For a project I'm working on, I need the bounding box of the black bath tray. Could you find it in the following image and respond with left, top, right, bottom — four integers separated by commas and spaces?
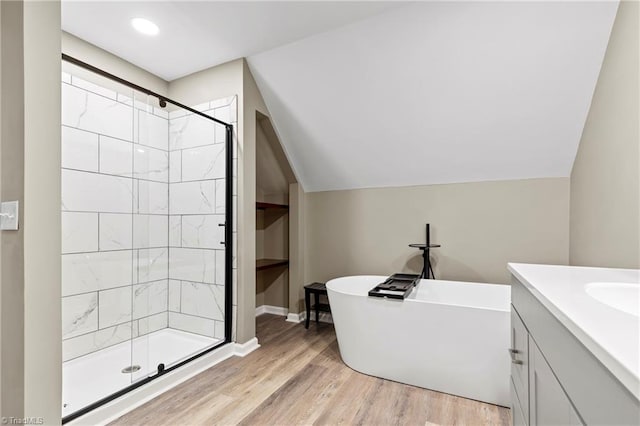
368, 273, 420, 300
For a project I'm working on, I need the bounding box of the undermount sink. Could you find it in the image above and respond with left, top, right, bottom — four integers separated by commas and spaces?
585, 282, 640, 317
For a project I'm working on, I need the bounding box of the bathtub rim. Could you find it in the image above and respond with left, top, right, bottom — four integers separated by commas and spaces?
326, 275, 511, 313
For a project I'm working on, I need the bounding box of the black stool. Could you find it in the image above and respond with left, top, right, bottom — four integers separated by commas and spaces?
304, 282, 330, 329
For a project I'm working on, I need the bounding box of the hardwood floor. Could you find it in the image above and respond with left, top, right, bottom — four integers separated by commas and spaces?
111, 315, 511, 425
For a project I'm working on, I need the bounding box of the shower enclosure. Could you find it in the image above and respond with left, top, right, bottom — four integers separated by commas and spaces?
60, 57, 235, 421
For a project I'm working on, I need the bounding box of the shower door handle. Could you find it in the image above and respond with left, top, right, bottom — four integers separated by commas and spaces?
219, 222, 226, 246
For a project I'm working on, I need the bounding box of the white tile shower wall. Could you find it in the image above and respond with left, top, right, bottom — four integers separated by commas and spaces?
136, 312, 168, 336
138, 109, 169, 151
61, 126, 98, 172
98, 286, 133, 328
134, 145, 169, 182
61, 212, 98, 254
137, 248, 169, 283
133, 280, 169, 319
62, 83, 133, 142
63, 322, 133, 362
167, 96, 237, 340
133, 215, 169, 249
99, 213, 133, 251
62, 292, 98, 339
61, 78, 238, 360
180, 281, 225, 321
62, 250, 134, 296
62, 169, 134, 213
61, 74, 172, 361
169, 181, 216, 215
138, 180, 169, 215
168, 248, 216, 284
181, 215, 226, 250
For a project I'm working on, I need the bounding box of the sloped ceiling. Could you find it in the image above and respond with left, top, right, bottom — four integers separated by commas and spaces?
247, 2, 618, 192
63, 1, 619, 193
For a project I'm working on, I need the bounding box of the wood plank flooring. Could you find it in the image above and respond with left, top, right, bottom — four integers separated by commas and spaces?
111, 315, 511, 425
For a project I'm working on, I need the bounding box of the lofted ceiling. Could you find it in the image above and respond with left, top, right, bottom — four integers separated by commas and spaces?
248, 1, 618, 191
62, 1, 619, 192
61, 1, 402, 81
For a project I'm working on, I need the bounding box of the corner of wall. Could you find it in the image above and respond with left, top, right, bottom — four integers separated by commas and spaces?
569, 0, 640, 268
62, 31, 169, 96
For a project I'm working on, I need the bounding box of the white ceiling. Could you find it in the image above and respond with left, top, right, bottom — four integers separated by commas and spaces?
62, 1, 619, 192
248, 1, 618, 191
61, 1, 402, 81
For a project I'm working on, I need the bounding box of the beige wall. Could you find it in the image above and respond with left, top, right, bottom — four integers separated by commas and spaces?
1, 1, 25, 419
238, 59, 272, 341
1, 5, 3, 417
62, 32, 168, 95
167, 58, 242, 104
288, 183, 306, 314
303, 178, 570, 307
570, 1, 640, 269
23, 2, 62, 422
256, 122, 289, 200
0, 1, 61, 423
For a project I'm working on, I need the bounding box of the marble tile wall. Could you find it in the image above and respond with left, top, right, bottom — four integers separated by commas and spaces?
167, 97, 237, 340
62, 69, 238, 361
61, 72, 171, 362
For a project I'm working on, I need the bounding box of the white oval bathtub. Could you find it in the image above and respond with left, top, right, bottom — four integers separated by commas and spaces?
326, 275, 510, 406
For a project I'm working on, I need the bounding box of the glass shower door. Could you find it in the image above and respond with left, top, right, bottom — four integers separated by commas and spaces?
130, 92, 230, 382
61, 62, 137, 416
61, 57, 233, 420
128, 89, 170, 383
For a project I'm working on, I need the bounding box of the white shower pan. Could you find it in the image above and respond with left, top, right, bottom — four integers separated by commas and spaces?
62, 328, 220, 417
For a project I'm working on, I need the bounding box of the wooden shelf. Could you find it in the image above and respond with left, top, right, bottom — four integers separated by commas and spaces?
256, 202, 289, 211
256, 258, 289, 271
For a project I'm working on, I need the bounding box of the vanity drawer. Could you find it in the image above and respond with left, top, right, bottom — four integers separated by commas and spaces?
510, 305, 529, 424
529, 337, 582, 425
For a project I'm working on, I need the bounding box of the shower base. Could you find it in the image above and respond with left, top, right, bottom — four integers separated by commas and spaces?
62, 328, 220, 418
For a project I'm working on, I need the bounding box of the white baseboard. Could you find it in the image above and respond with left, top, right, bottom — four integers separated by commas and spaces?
286, 311, 333, 324
286, 312, 304, 323
255, 305, 288, 317
68, 338, 261, 426
234, 337, 260, 357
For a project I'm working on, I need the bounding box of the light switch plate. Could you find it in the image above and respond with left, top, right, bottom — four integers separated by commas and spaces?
1, 201, 19, 231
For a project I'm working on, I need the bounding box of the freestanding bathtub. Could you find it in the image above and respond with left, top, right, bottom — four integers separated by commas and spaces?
326, 275, 511, 406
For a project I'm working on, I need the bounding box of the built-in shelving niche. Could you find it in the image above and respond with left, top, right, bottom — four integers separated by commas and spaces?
256, 202, 288, 211
255, 111, 296, 314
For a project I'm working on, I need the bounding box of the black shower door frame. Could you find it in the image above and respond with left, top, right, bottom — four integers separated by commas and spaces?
61, 54, 234, 424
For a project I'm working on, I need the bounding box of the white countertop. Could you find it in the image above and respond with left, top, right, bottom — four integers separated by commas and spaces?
507, 263, 640, 399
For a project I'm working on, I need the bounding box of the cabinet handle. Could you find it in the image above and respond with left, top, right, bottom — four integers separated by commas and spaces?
508, 348, 523, 364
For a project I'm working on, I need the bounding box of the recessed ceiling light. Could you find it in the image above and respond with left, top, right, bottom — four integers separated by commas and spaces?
131, 18, 159, 36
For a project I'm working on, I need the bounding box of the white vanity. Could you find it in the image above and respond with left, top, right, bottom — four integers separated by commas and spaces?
507, 263, 640, 425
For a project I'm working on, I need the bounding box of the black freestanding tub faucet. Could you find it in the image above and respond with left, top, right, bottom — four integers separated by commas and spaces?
409, 223, 441, 279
